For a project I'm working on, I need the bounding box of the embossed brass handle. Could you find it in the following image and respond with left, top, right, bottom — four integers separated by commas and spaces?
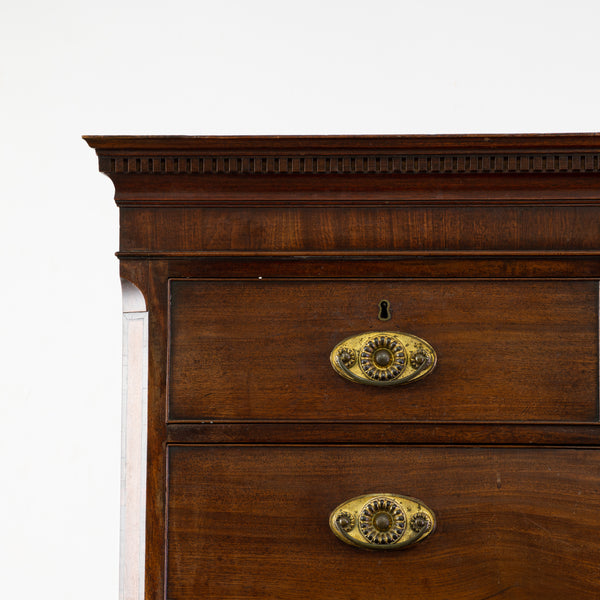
330, 331, 436, 386
329, 493, 436, 550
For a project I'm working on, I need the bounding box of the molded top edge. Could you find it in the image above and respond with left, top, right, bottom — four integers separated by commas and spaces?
83, 133, 600, 153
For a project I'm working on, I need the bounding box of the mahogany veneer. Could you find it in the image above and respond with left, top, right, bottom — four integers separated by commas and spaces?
86, 134, 600, 600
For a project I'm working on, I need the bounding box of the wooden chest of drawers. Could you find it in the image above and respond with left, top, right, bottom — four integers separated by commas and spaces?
86, 135, 600, 600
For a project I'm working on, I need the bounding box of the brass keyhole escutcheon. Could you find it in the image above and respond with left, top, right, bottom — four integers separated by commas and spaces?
378, 299, 391, 321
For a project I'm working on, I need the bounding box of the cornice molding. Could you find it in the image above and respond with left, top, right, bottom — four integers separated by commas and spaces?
84, 134, 600, 176
95, 152, 600, 175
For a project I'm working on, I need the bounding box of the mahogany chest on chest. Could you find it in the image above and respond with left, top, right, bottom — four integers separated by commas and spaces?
86, 135, 600, 600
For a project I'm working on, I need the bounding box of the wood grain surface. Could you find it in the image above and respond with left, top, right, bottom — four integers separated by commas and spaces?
167, 445, 600, 600
120, 206, 600, 254
168, 279, 598, 422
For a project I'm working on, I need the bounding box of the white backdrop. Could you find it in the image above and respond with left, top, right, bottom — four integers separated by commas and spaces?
1, 1, 599, 598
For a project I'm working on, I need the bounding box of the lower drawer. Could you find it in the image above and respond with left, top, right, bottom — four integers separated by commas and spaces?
166, 445, 600, 600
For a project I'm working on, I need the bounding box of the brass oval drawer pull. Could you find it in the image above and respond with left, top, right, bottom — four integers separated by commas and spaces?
330, 331, 437, 386
329, 493, 436, 550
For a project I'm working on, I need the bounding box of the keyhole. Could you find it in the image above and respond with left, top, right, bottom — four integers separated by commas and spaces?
378, 299, 391, 321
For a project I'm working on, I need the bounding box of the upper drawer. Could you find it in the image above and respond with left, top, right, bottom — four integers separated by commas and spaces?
167, 278, 599, 423
120, 205, 600, 254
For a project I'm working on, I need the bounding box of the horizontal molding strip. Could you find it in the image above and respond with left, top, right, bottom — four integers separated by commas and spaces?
98, 152, 600, 175
165, 422, 600, 446
116, 250, 600, 258
113, 198, 600, 208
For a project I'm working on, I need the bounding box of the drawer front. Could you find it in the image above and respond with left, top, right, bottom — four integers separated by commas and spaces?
167, 279, 599, 422
166, 445, 600, 600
